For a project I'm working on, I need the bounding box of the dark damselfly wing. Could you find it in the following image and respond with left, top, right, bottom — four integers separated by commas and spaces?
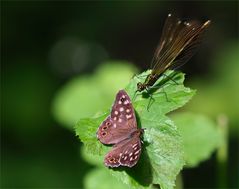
151, 13, 211, 76
136, 13, 211, 94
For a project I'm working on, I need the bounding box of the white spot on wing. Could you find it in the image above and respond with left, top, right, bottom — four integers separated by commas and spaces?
113, 123, 117, 128
134, 150, 140, 155
118, 118, 122, 123
118, 100, 122, 104
124, 100, 129, 105
119, 107, 124, 112
126, 114, 132, 119
114, 111, 118, 115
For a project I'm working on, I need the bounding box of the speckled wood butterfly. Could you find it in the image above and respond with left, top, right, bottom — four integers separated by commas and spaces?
97, 90, 143, 167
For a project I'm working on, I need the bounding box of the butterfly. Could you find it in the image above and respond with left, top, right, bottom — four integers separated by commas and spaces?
97, 90, 144, 168
137, 13, 211, 92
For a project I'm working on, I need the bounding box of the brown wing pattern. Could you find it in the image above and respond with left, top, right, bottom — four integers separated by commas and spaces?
104, 129, 142, 167
97, 90, 137, 145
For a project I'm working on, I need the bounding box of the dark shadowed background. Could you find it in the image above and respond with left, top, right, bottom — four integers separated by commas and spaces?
1, 1, 238, 188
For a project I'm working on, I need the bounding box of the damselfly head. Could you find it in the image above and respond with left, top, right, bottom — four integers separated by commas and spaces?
137, 82, 146, 92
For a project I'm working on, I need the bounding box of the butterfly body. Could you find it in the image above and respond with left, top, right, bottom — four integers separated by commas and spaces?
136, 14, 211, 93
97, 90, 143, 168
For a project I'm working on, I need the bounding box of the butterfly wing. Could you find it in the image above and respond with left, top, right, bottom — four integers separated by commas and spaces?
97, 90, 137, 144
104, 129, 142, 167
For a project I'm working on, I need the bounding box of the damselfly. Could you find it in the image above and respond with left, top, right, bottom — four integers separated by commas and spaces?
137, 13, 211, 92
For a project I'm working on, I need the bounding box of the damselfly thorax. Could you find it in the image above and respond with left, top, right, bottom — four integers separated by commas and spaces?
137, 73, 158, 92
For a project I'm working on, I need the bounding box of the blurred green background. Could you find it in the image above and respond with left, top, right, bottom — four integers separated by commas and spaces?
1, 1, 238, 188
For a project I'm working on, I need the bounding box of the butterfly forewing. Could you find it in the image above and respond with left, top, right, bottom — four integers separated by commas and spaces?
97, 90, 137, 145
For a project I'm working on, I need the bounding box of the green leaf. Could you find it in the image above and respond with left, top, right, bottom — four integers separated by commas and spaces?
171, 112, 223, 168
76, 70, 195, 189
81, 145, 103, 167
84, 168, 131, 189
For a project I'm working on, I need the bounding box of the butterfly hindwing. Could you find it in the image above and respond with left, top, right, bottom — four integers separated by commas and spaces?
104, 129, 142, 167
